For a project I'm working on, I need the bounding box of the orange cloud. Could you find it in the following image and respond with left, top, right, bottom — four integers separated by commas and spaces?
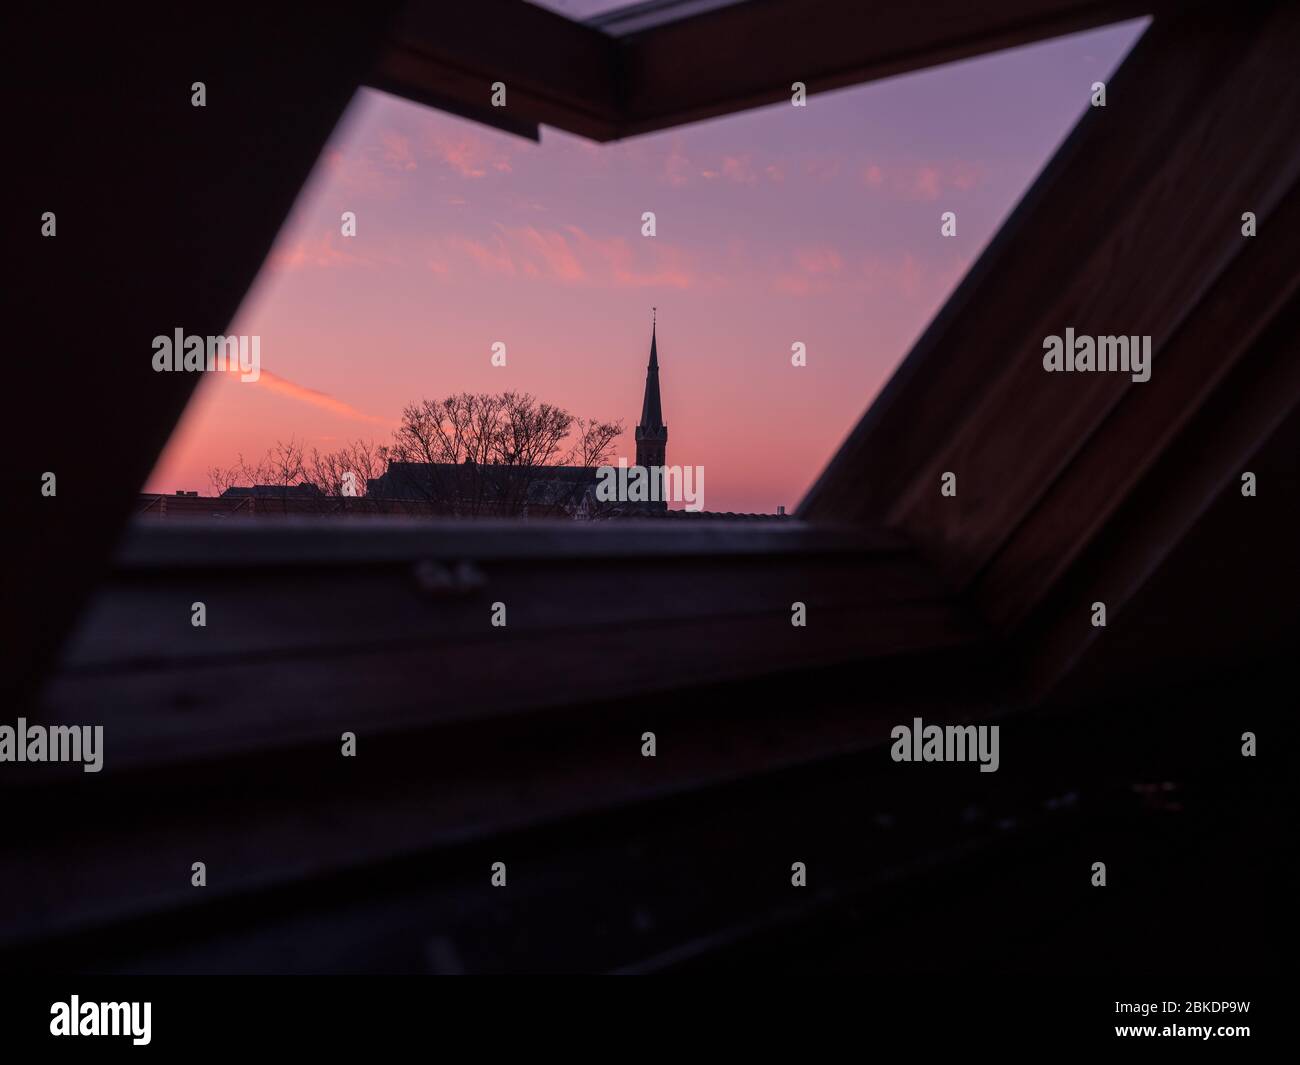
949, 161, 984, 190
447, 234, 517, 275
379, 131, 417, 172
771, 247, 940, 298
252, 369, 389, 425
319, 148, 402, 200
803, 157, 841, 181
702, 154, 758, 184
721, 155, 757, 184
861, 160, 987, 200
423, 131, 514, 178
898, 253, 922, 297
773, 275, 812, 296
437, 224, 694, 289
911, 166, 942, 201
267, 233, 373, 272
794, 245, 844, 275
663, 137, 692, 186
513, 225, 585, 282
563, 226, 693, 288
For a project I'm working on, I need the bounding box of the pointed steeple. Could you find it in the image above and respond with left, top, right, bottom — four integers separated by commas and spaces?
639, 311, 664, 430
635, 311, 668, 502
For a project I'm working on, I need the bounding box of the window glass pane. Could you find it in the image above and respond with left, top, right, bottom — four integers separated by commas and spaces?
145, 20, 1146, 518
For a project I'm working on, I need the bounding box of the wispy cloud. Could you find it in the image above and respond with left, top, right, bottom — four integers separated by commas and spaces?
320, 126, 516, 196
702, 154, 760, 184
862, 160, 986, 200
794, 245, 844, 275
267, 232, 375, 273
663, 136, 692, 187
433, 224, 695, 289
771, 245, 955, 298
319, 148, 403, 200
421, 130, 515, 178
379, 131, 418, 171
446, 234, 517, 276
252, 369, 389, 425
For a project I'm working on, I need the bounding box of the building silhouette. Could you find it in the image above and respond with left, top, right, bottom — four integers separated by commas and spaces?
365, 318, 669, 516
148, 320, 785, 519
634, 313, 668, 512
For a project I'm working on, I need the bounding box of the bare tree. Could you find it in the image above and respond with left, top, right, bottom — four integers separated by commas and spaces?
308, 439, 387, 499
209, 393, 622, 518
269, 439, 307, 486
564, 418, 624, 468
498, 394, 572, 466
384, 392, 621, 516
206, 437, 310, 507
207, 459, 244, 496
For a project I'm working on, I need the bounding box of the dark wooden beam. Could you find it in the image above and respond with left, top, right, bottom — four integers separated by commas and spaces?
27, 520, 983, 776
976, 175, 1300, 634
2, 660, 1266, 969
617, 0, 1161, 137
371, 0, 623, 141
800, 3, 1300, 649
1015, 292, 1300, 701
1057, 406, 1300, 700
9, 3, 405, 707
371, 0, 1165, 143
1, 649, 1004, 952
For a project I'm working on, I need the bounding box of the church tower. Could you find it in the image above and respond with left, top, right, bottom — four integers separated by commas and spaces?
635, 312, 668, 508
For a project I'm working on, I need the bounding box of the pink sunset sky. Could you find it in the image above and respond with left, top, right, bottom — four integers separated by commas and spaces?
147, 18, 1146, 513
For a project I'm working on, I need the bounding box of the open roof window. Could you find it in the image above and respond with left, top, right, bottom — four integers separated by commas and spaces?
143, 18, 1146, 519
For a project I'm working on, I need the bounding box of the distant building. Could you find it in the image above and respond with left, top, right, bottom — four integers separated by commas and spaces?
221, 483, 324, 499
368, 460, 602, 518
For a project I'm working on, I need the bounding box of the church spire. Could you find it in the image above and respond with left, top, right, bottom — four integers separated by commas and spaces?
639, 310, 664, 430
635, 311, 668, 507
